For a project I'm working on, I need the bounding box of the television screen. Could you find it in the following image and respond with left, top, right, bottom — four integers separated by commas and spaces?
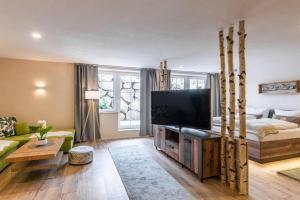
151, 89, 211, 130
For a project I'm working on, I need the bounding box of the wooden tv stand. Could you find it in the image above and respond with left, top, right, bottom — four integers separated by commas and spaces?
154, 125, 220, 182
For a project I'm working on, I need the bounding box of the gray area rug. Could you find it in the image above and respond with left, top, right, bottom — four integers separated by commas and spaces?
109, 145, 194, 200
278, 167, 300, 182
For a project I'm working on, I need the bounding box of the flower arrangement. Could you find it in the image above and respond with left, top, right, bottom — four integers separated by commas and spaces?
35, 120, 52, 145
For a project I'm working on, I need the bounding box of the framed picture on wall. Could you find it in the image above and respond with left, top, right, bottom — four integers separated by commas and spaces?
259, 80, 300, 94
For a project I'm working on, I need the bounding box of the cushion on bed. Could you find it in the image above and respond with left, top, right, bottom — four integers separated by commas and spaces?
274, 109, 300, 126
274, 109, 300, 117
248, 114, 263, 119
247, 107, 270, 118
274, 115, 300, 126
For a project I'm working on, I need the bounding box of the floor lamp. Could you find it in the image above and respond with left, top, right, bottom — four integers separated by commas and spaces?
81, 90, 100, 144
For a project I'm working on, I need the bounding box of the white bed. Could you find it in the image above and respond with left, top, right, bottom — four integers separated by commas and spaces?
212, 125, 300, 142
212, 114, 300, 163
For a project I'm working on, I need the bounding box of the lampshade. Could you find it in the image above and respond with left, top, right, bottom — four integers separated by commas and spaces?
85, 90, 99, 100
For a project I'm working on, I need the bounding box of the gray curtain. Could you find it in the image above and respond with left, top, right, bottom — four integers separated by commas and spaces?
167, 70, 171, 90
75, 63, 101, 142
140, 68, 159, 136
206, 73, 221, 117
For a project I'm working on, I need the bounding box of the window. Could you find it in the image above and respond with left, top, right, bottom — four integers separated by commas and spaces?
171, 76, 185, 90
171, 73, 206, 90
99, 73, 114, 111
98, 68, 140, 130
119, 74, 140, 129
189, 78, 205, 89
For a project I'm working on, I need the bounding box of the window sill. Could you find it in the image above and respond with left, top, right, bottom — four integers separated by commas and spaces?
118, 128, 140, 132
99, 111, 118, 114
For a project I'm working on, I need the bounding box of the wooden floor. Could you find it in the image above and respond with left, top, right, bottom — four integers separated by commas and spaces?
1, 138, 300, 200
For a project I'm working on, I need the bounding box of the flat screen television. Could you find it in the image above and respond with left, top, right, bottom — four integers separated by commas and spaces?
151, 89, 211, 130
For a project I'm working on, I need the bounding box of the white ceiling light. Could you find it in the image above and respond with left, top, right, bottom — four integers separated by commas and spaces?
179, 66, 184, 69
31, 32, 42, 39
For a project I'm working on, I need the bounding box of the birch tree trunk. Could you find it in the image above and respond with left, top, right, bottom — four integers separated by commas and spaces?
219, 30, 227, 184
160, 60, 168, 91
226, 26, 236, 190
238, 20, 248, 195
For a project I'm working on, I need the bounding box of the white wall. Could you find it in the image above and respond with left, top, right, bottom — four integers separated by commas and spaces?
100, 112, 140, 140
225, 52, 300, 111
244, 51, 300, 110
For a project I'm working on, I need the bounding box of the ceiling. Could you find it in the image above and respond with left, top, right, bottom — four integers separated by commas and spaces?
0, 0, 299, 72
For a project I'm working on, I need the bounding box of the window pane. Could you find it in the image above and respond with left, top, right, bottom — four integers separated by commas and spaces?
119, 74, 140, 129
99, 73, 114, 110
189, 78, 205, 89
171, 77, 185, 90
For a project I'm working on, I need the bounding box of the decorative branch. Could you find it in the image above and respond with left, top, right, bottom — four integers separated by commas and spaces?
219, 29, 227, 184
160, 60, 168, 91
226, 26, 236, 190
238, 20, 248, 195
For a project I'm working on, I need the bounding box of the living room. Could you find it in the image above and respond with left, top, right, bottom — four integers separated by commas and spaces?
1, 1, 300, 200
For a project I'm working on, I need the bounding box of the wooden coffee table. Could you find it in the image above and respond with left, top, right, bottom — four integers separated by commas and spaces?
5, 138, 65, 172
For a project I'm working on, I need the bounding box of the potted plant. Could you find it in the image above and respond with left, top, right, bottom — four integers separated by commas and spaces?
35, 120, 52, 146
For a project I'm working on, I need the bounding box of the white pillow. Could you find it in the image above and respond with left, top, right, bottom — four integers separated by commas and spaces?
246, 107, 270, 118
233, 114, 256, 120
274, 109, 300, 117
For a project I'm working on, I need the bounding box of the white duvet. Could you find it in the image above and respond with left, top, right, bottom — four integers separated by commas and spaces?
213, 115, 256, 126
213, 117, 299, 139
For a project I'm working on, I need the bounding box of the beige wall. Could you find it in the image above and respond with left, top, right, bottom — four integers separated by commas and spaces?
0, 58, 140, 139
100, 112, 139, 140
0, 58, 74, 129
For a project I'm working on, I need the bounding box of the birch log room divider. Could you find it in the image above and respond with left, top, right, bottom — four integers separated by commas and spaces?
159, 60, 168, 91
226, 25, 236, 191
219, 20, 248, 195
218, 29, 227, 185
158, 20, 248, 195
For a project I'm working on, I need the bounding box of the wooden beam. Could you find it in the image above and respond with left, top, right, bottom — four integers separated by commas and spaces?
238, 20, 248, 195
226, 26, 236, 190
219, 30, 227, 184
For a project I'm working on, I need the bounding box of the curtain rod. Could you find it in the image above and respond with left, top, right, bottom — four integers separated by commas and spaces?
75, 63, 141, 71
99, 65, 141, 71
76, 63, 213, 75
171, 70, 208, 76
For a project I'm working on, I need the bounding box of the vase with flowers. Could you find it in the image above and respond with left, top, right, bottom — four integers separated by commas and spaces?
35, 120, 52, 146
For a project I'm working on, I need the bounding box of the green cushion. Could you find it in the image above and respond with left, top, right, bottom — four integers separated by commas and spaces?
50, 134, 74, 141
0, 140, 19, 158
50, 129, 75, 141
2, 134, 31, 147
51, 130, 75, 152
53, 129, 75, 134
61, 140, 74, 153
15, 122, 30, 136
0, 160, 7, 172
0, 129, 75, 153
0, 142, 18, 172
